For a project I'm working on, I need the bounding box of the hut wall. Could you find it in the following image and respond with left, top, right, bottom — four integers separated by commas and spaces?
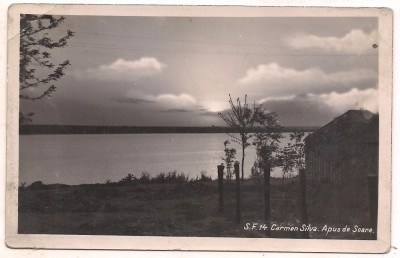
306, 140, 378, 186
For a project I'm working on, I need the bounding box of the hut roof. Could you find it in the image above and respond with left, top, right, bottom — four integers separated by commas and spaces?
305, 110, 378, 145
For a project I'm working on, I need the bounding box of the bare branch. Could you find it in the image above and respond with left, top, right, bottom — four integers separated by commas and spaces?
19, 14, 74, 102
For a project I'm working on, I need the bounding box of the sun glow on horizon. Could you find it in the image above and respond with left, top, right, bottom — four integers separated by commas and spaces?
202, 101, 228, 113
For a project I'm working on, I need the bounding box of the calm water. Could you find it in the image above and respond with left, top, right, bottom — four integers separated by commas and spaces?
20, 133, 292, 185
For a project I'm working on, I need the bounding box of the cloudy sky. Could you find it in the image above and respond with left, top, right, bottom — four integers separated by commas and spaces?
20, 16, 379, 127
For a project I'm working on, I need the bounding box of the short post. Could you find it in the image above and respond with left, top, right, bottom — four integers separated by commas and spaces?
367, 174, 378, 239
264, 163, 271, 237
217, 163, 225, 213
234, 161, 241, 224
299, 168, 309, 239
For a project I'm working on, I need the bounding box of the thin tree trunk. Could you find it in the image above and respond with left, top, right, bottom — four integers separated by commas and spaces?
241, 142, 245, 181
264, 163, 271, 237
234, 162, 241, 223
217, 164, 224, 213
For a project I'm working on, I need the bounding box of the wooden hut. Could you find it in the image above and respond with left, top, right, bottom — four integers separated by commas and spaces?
305, 110, 379, 185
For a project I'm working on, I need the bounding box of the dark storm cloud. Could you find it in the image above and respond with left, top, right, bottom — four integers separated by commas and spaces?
213, 86, 378, 127
263, 97, 337, 126
161, 108, 193, 113
112, 97, 155, 104
199, 111, 219, 117
208, 99, 336, 127
195, 106, 209, 112
260, 87, 378, 126
215, 94, 338, 126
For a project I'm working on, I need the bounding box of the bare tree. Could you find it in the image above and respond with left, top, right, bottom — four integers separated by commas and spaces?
219, 95, 261, 180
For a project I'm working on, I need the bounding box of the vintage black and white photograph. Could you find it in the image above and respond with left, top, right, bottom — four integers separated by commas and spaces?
6, 5, 392, 252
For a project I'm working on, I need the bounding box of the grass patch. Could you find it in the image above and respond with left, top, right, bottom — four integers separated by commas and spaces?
19, 174, 374, 239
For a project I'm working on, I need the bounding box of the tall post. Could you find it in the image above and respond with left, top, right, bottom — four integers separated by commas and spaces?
234, 161, 241, 224
264, 163, 271, 237
299, 168, 309, 239
367, 174, 378, 239
217, 163, 225, 213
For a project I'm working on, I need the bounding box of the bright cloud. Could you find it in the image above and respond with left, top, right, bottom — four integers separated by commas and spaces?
284, 29, 378, 54
238, 63, 377, 96
153, 93, 196, 108
200, 100, 228, 113
258, 95, 296, 103
261, 87, 378, 114
121, 90, 199, 111
122, 90, 228, 113
239, 63, 375, 86
316, 87, 378, 113
100, 57, 166, 75
73, 57, 166, 81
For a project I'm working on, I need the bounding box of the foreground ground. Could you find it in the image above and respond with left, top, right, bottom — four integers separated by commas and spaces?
18, 178, 375, 239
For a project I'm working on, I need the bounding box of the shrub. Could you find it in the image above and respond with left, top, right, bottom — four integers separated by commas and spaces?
139, 171, 151, 184
176, 172, 189, 183
199, 170, 212, 182
19, 182, 27, 191
118, 171, 191, 185
164, 171, 188, 183
222, 140, 236, 180
28, 181, 45, 190
119, 173, 137, 185
152, 172, 166, 183
250, 161, 263, 184
166, 171, 178, 182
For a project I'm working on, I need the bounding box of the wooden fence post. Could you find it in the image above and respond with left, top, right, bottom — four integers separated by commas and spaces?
367, 174, 378, 239
217, 163, 225, 213
264, 163, 271, 236
234, 161, 241, 224
299, 168, 309, 239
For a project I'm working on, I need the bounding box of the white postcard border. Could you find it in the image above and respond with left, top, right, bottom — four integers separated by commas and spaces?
6, 4, 393, 253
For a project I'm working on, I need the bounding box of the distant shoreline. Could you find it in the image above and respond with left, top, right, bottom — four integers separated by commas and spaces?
20, 125, 319, 135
